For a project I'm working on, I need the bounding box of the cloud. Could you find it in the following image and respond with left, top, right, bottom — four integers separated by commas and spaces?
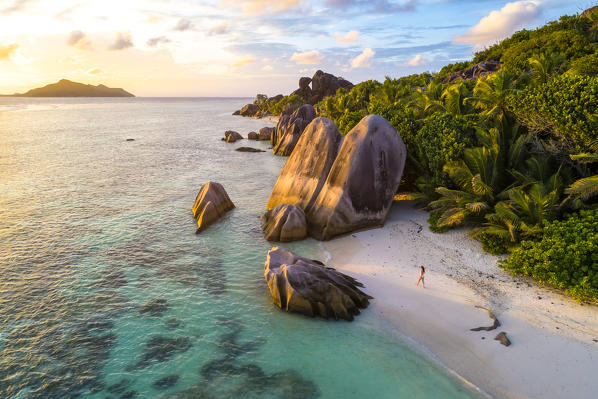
406, 53, 426, 66
335, 30, 359, 43
147, 36, 171, 47
174, 18, 193, 31
223, 0, 302, 14
351, 48, 375, 68
325, 0, 417, 14
66, 30, 92, 50
208, 21, 229, 36
290, 50, 324, 65
0, 43, 19, 60
109, 31, 133, 50
2, 0, 35, 14
86, 67, 104, 76
453, 1, 541, 48
232, 57, 255, 67
262, 65, 273, 71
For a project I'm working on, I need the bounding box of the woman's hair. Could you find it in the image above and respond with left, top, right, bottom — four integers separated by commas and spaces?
420, 266, 425, 273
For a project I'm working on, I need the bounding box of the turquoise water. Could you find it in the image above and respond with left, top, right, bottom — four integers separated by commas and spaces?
0, 98, 482, 398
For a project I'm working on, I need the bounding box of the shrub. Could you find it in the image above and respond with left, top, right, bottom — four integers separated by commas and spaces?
500, 209, 598, 301
269, 95, 302, 115
413, 113, 475, 188
507, 75, 598, 153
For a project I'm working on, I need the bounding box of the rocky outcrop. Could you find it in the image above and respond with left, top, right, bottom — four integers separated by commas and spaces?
442, 61, 502, 83
222, 131, 243, 143
236, 147, 265, 153
192, 182, 235, 233
271, 104, 316, 156
259, 127, 274, 141
264, 247, 371, 320
306, 115, 406, 240
267, 117, 342, 212
247, 131, 259, 140
290, 71, 353, 105
239, 103, 259, 117
261, 204, 307, 242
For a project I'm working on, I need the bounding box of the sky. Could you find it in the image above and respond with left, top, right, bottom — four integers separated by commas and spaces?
0, 0, 593, 96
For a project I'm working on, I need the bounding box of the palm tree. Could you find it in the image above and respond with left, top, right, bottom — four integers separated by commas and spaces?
408, 81, 445, 119
430, 144, 503, 227
441, 82, 470, 117
565, 145, 598, 201
528, 53, 565, 85
466, 70, 518, 123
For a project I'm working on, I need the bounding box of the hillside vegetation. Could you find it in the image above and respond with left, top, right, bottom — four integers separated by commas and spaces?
268, 7, 598, 300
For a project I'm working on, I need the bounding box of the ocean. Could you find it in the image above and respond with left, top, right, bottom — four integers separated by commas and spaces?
0, 97, 482, 398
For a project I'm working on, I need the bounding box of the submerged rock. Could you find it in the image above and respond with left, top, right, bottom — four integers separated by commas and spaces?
307, 115, 406, 240
272, 104, 316, 156
192, 182, 235, 233
153, 375, 179, 390
222, 130, 243, 143
235, 147, 265, 153
130, 336, 192, 370
264, 247, 372, 320
267, 117, 341, 212
261, 204, 307, 242
139, 298, 169, 317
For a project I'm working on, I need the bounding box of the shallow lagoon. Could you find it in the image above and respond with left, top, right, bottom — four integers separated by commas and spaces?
0, 98, 482, 398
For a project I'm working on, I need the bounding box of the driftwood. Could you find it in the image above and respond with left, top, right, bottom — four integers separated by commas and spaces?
470, 306, 501, 331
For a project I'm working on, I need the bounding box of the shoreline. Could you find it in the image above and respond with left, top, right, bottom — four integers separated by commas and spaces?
323, 201, 598, 399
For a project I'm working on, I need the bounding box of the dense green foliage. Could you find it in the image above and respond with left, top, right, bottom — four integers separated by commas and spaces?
304, 8, 598, 300
500, 209, 598, 301
507, 75, 598, 153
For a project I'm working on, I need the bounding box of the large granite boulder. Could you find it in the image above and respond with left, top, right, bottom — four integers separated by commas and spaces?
222, 130, 243, 143
239, 103, 259, 117
267, 117, 342, 212
192, 182, 235, 233
307, 115, 406, 240
442, 61, 502, 83
308, 70, 353, 104
272, 104, 316, 156
299, 77, 312, 89
259, 127, 274, 141
247, 131, 259, 140
261, 204, 307, 242
264, 247, 372, 320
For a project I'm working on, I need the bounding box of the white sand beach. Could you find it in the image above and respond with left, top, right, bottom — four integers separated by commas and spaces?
323, 201, 598, 399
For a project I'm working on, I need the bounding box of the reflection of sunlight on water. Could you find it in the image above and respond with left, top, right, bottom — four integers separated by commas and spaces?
0, 98, 483, 399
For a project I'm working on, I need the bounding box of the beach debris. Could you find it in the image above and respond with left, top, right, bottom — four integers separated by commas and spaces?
247, 131, 259, 140
126, 138, 135, 141
272, 104, 316, 155
261, 204, 307, 242
470, 306, 501, 331
264, 247, 372, 320
235, 147, 265, 152
192, 182, 235, 233
494, 332, 511, 347
222, 130, 243, 143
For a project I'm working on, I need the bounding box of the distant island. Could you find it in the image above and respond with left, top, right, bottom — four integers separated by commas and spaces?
1, 79, 134, 97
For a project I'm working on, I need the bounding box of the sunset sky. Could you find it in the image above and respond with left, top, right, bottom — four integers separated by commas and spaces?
0, 0, 588, 96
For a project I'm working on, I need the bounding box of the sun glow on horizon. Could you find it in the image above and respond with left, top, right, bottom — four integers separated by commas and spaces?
0, 0, 585, 96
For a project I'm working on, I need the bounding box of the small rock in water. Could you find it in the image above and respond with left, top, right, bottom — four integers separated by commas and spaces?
235, 147, 265, 152
166, 318, 182, 329
153, 375, 179, 390
139, 298, 169, 317
126, 138, 135, 141
120, 390, 137, 399
494, 332, 511, 347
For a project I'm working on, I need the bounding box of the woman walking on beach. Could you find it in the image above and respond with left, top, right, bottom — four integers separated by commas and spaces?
416, 266, 425, 288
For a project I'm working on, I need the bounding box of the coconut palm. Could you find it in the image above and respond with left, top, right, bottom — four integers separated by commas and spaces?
441, 82, 471, 117
528, 53, 565, 85
466, 70, 518, 123
565, 140, 598, 201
